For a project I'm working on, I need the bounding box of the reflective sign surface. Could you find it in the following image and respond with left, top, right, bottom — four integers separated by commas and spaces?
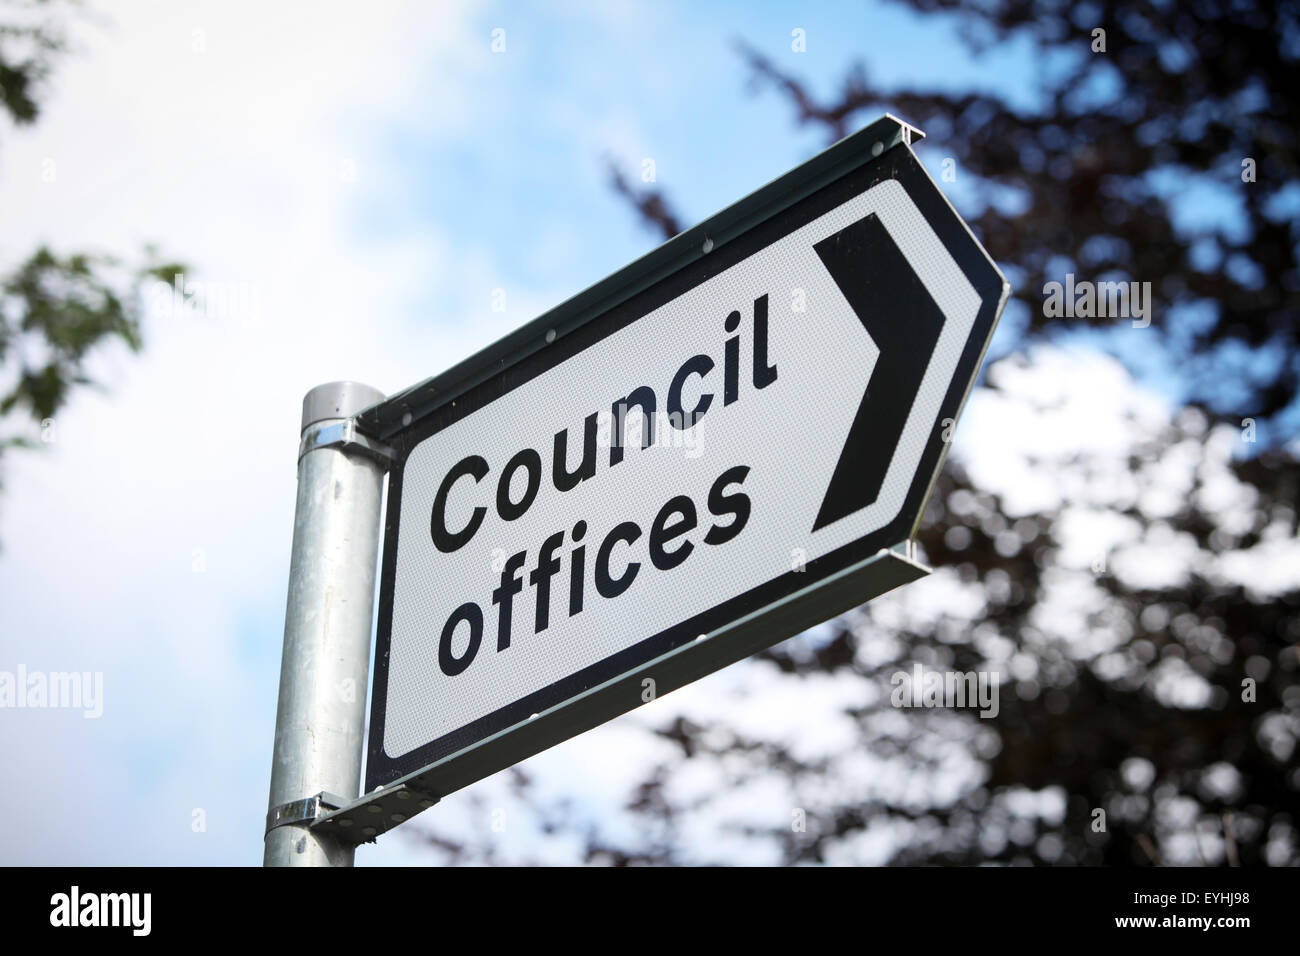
362, 119, 1008, 795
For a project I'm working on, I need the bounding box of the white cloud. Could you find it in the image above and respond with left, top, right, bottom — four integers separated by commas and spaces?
0, 0, 492, 865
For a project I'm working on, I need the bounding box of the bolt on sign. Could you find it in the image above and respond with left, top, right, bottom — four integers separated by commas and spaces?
313, 115, 1008, 841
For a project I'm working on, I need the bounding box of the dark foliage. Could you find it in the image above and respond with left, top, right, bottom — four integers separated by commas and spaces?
510, 0, 1300, 866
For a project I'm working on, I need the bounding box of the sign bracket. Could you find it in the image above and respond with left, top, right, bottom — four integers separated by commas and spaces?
265, 792, 348, 836
299, 416, 396, 466
311, 782, 440, 846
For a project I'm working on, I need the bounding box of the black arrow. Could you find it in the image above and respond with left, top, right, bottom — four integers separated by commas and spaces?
811, 212, 947, 531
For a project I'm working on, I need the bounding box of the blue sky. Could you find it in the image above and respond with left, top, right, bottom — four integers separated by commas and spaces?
357, 1, 1049, 337
0, 0, 1284, 866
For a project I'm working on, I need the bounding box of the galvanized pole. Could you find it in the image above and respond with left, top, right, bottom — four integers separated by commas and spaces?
264, 381, 388, 867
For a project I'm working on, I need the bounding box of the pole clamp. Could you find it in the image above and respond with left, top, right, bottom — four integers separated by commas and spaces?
299, 417, 396, 465
310, 782, 440, 845
265, 792, 349, 837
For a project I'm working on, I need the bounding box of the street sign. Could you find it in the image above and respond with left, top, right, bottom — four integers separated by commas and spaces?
322, 115, 1008, 838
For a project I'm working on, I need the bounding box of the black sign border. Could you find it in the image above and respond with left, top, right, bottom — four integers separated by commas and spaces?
364, 131, 1007, 792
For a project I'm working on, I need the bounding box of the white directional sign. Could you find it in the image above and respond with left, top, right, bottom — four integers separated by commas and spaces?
347, 116, 1008, 812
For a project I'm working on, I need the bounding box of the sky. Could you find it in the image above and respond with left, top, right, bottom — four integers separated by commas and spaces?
0, 1, 1291, 866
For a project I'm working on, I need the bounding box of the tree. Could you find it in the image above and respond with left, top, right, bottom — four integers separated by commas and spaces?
0, 0, 183, 495
410, 0, 1298, 865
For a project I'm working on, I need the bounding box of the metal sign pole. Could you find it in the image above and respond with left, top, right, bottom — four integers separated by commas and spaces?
264, 381, 389, 867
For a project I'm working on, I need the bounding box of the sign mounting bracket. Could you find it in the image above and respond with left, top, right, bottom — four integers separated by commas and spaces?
310, 783, 440, 845
299, 416, 396, 466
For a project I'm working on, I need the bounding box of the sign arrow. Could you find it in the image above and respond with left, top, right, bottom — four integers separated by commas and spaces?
812, 212, 948, 531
